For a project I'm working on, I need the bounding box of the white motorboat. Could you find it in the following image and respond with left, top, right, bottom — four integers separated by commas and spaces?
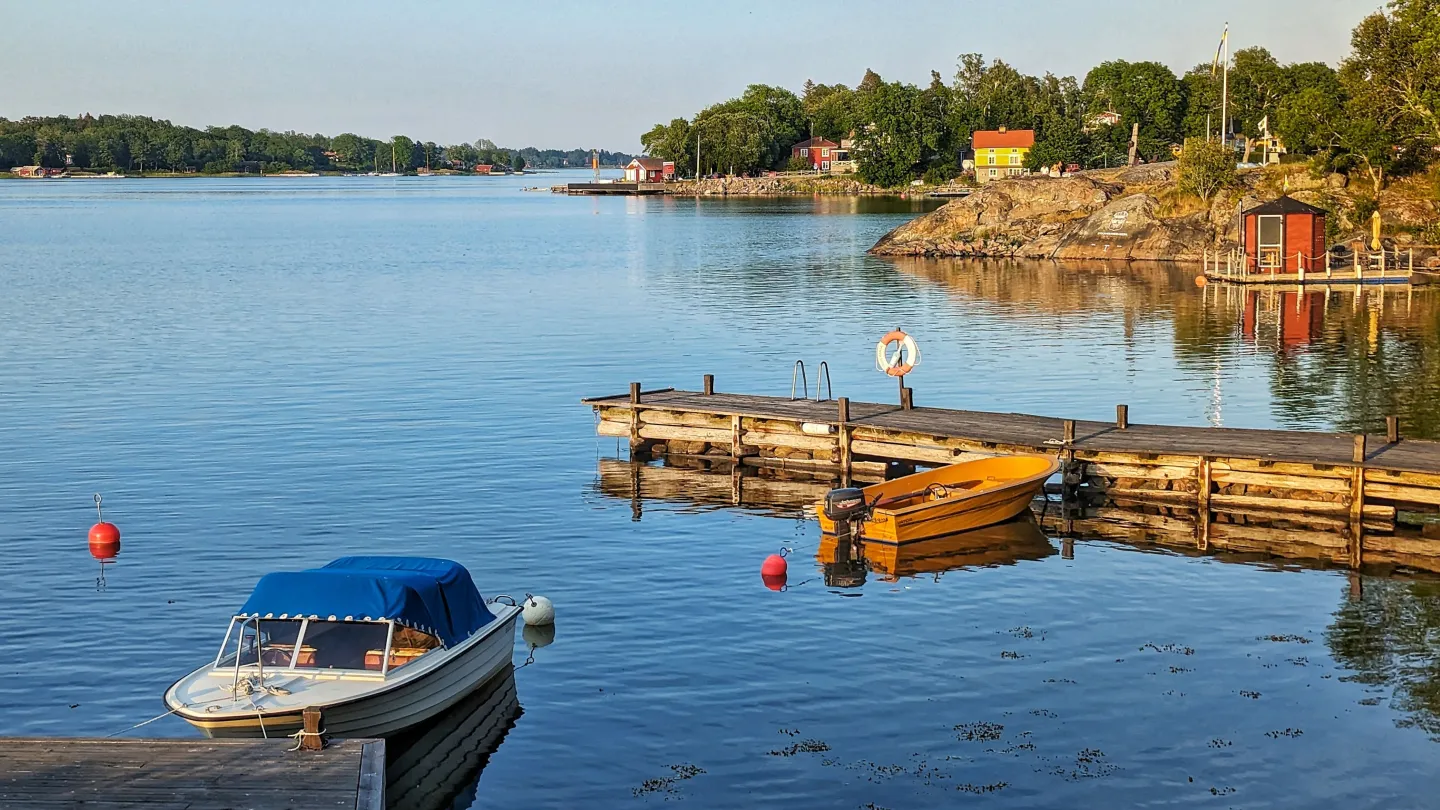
164, 556, 521, 738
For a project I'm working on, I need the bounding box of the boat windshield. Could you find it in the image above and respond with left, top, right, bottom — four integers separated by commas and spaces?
217, 618, 304, 667
215, 618, 441, 673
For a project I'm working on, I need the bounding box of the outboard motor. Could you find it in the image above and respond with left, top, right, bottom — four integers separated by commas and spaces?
825, 487, 869, 548
824, 488, 868, 523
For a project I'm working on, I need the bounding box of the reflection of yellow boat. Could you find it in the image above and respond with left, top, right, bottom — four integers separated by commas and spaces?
817, 455, 1059, 543
818, 518, 1054, 581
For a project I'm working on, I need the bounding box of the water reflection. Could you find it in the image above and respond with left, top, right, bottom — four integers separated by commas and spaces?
1328, 576, 1440, 741
818, 518, 1055, 585
385, 670, 521, 810
886, 258, 1440, 438
593, 457, 831, 519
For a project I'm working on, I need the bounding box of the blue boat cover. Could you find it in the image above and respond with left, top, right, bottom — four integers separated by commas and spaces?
237, 557, 496, 647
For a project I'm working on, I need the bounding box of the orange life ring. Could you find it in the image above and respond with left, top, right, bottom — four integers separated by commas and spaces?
875, 330, 920, 377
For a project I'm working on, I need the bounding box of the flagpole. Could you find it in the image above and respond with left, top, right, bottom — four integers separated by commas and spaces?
1221, 23, 1229, 148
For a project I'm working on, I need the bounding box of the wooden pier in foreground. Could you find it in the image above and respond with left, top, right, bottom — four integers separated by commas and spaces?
585, 383, 1440, 573
0, 736, 384, 810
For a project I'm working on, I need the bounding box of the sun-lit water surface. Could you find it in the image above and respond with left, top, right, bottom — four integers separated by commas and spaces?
4, 173, 1440, 808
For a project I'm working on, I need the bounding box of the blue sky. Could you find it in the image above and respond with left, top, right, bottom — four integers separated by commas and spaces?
2, 0, 1378, 151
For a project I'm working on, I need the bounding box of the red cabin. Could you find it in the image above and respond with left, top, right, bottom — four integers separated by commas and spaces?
623, 158, 675, 183
1241, 196, 1328, 273
791, 137, 840, 171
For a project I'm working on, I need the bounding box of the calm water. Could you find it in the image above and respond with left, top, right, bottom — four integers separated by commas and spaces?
5, 173, 1440, 808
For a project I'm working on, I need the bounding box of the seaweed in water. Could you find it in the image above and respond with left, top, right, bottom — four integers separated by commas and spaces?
1208, 738, 1233, 748
1265, 728, 1304, 738
956, 782, 1009, 794
1240, 690, 1262, 699
954, 721, 1005, 742
1140, 642, 1196, 655
1258, 634, 1313, 644
768, 739, 832, 757
1001, 650, 1026, 659
632, 764, 707, 797
1050, 748, 1119, 781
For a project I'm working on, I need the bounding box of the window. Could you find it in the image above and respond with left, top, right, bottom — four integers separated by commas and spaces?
219, 619, 304, 667
293, 621, 394, 671
799, 148, 809, 157
988, 168, 998, 177
1010, 168, 1022, 176
821, 148, 830, 157
987, 153, 996, 165
1009, 153, 1021, 165
821, 161, 830, 171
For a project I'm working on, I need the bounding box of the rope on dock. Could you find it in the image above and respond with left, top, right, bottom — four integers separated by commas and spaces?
286, 726, 326, 752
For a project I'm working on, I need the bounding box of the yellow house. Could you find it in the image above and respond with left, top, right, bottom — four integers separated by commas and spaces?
972, 127, 1036, 184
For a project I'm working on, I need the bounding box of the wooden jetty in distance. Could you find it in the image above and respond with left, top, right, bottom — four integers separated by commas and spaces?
585, 381, 1440, 573
553, 182, 668, 196
0, 736, 384, 810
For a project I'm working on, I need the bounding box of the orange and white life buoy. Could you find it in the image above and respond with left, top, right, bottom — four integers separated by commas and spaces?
875, 330, 920, 377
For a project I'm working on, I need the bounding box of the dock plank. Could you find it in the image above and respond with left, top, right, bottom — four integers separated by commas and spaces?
0, 737, 377, 810
583, 390, 1440, 474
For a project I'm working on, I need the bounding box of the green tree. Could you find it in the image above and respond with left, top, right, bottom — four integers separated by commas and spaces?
1082, 60, 1185, 146
640, 118, 693, 171
1177, 138, 1237, 200
855, 80, 925, 186
510, 151, 525, 171
388, 136, 413, 171
1342, 0, 1440, 150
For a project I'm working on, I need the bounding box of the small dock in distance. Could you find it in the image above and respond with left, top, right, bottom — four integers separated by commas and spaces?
585, 383, 1440, 573
553, 181, 668, 196
0, 736, 384, 810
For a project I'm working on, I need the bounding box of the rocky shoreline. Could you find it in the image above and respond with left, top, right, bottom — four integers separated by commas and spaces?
866, 163, 1433, 263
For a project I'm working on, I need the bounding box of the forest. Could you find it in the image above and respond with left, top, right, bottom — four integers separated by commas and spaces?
640, 0, 1439, 189
0, 117, 634, 175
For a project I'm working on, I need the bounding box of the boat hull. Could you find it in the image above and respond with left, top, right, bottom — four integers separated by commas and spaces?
170, 608, 520, 739
817, 455, 1059, 543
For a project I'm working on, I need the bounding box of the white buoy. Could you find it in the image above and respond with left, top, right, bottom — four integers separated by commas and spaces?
522, 594, 554, 626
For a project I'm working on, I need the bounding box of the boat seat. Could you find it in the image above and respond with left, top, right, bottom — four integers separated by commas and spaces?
364, 647, 431, 671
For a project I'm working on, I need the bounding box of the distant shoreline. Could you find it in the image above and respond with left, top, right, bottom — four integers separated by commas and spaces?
0, 168, 630, 180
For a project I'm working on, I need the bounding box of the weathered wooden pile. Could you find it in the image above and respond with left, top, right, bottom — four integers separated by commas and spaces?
585, 382, 1440, 573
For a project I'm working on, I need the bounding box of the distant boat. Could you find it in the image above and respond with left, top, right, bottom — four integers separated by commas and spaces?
267, 172, 321, 178
164, 556, 522, 738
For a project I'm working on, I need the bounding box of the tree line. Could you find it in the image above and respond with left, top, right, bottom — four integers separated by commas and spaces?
641, 0, 1438, 190
0, 116, 635, 174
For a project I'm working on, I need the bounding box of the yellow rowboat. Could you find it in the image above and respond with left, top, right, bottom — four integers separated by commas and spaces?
817, 454, 1060, 543
817, 517, 1055, 582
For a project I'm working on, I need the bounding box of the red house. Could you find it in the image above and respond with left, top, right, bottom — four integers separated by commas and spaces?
1241, 196, 1328, 273
474, 164, 493, 175
791, 137, 840, 170
623, 157, 675, 182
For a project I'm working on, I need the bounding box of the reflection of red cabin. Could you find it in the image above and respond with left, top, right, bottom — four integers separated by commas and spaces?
1241, 196, 1327, 273
1241, 290, 1325, 348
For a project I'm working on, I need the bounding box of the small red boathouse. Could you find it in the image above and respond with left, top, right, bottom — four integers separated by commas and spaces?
1241, 196, 1328, 273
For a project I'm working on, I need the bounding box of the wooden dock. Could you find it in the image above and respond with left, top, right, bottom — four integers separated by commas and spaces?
585, 384, 1440, 572
0, 736, 384, 810
554, 182, 667, 196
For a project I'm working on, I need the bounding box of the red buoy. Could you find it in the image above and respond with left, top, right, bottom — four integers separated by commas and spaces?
760, 548, 789, 578
762, 573, 787, 592
88, 494, 120, 559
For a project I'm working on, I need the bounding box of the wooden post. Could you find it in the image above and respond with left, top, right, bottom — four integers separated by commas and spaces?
1409, 248, 1415, 274
731, 465, 742, 506
1380, 248, 1387, 277
1387, 415, 1400, 444
703, 374, 714, 396
1196, 457, 1212, 551
837, 397, 852, 483
1063, 419, 1075, 446
1354, 249, 1361, 277
1350, 434, 1366, 568
901, 387, 914, 410
730, 414, 742, 460
1061, 538, 1075, 559
629, 382, 642, 451
1116, 404, 1128, 430
301, 707, 324, 751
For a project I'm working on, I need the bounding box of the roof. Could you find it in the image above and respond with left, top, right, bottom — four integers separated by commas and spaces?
1243, 195, 1328, 216
973, 129, 1036, 149
237, 556, 495, 647
631, 157, 667, 170
792, 137, 839, 149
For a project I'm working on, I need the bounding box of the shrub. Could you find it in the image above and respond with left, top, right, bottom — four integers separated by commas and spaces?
1177, 138, 1237, 201
785, 155, 814, 172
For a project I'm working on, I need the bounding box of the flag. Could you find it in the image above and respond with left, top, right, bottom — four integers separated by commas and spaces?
1211, 25, 1229, 77
1258, 115, 1269, 137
